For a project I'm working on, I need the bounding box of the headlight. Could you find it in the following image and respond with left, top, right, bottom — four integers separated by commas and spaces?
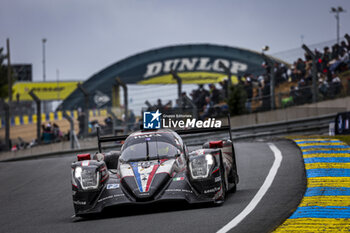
74, 166, 100, 190
75, 166, 82, 179
189, 154, 215, 179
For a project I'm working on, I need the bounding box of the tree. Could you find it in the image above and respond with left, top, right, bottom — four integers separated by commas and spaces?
227, 83, 247, 116
0, 47, 9, 99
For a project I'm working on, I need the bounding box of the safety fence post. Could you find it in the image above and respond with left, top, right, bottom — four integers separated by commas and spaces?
107, 108, 118, 135
262, 54, 276, 110
77, 84, 89, 137
171, 70, 182, 100
219, 61, 232, 98
1, 100, 10, 150
116, 78, 128, 134
302, 44, 318, 103
62, 111, 76, 149
29, 90, 41, 144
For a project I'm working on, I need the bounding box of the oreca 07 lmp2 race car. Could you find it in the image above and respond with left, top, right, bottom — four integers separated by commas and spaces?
71, 125, 239, 216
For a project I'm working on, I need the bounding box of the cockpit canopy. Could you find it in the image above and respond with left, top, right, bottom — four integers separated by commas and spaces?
119, 131, 182, 162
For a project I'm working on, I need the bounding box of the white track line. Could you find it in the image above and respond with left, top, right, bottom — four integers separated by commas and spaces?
217, 143, 283, 233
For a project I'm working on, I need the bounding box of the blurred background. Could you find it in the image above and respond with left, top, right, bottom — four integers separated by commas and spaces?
1, 0, 350, 153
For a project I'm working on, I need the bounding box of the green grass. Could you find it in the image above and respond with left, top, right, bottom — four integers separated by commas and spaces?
334, 135, 350, 146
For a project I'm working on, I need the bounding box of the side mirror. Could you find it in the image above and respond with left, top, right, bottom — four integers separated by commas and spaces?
104, 151, 121, 169
175, 149, 181, 158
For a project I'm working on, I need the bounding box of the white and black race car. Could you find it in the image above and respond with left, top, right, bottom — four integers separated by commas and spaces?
71, 125, 238, 217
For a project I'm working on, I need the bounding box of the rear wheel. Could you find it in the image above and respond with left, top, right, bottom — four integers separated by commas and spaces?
229, 183, 237, 193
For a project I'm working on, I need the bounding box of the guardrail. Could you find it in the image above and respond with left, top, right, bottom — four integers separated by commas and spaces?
231, 113, 335, 137
183, 113, 336, 145
1, 113, 337, 161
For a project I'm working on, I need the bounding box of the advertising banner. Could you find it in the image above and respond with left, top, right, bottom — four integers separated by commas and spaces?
12, 81, 80, 101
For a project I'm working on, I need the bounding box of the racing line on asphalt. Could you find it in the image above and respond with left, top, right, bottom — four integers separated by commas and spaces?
217, 143, 283, 233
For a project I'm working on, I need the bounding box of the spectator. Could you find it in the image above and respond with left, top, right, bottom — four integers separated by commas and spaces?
321, 47, 332, 73
261, 76, 271, 110
193, 84, 209, 110
156, 99, 164, 112
46, 122, 52, 132
200, 97, 214, 120
330, 73, 342, 97
219, 79, 228, 99
53, 123, 62, 141
174, 99, 181, 108
78, 108, 86, 137
101, 116, 113, 134
296, 58, 306, 79
318, 78, 329, 99
128, 110, 136, 131
190, 85, 201, 102
298, 78, 312, 104
274, 63, 284, 85
289, 86, 300, 105
340, 41, 348, 53
209, 84, 221, 104
41, 124, 46, 133
331, 44, 340, 59
291, 62, 303, 82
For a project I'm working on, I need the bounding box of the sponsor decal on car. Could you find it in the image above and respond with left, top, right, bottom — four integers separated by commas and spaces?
204, 186, 220, 194
173, 177, 185, 181
140, 161, 152, 169
73, 200, 86, 205
133, 133, 162, 139
166, 188, 193, 193
214, 176, 222, 182
131, 161, 159, 193
81, 160, 89, 167
97, 194, 125, 203
106, 184, 120, 189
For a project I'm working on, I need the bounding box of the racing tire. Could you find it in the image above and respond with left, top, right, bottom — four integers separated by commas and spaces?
229, 183, 237, 193
214, 166, 227, 205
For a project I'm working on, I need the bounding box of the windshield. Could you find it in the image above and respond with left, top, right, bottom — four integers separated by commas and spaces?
120, 141, 178, 162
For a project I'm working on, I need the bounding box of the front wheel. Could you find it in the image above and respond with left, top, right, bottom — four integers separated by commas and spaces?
214, 166, 227, 205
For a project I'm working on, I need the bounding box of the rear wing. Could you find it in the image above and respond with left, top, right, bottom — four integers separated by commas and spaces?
96, 129, 128, 153
97, 115, 233, 153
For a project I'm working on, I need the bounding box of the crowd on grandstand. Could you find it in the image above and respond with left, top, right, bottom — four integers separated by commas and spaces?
144, 83, 230, 120
286, 37, 350, 103
144, 34, 350, 118
41, 122, 63, 144
240, 35, 350, 110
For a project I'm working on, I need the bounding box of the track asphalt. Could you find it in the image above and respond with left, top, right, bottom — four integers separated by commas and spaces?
0, 140, 305, 233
